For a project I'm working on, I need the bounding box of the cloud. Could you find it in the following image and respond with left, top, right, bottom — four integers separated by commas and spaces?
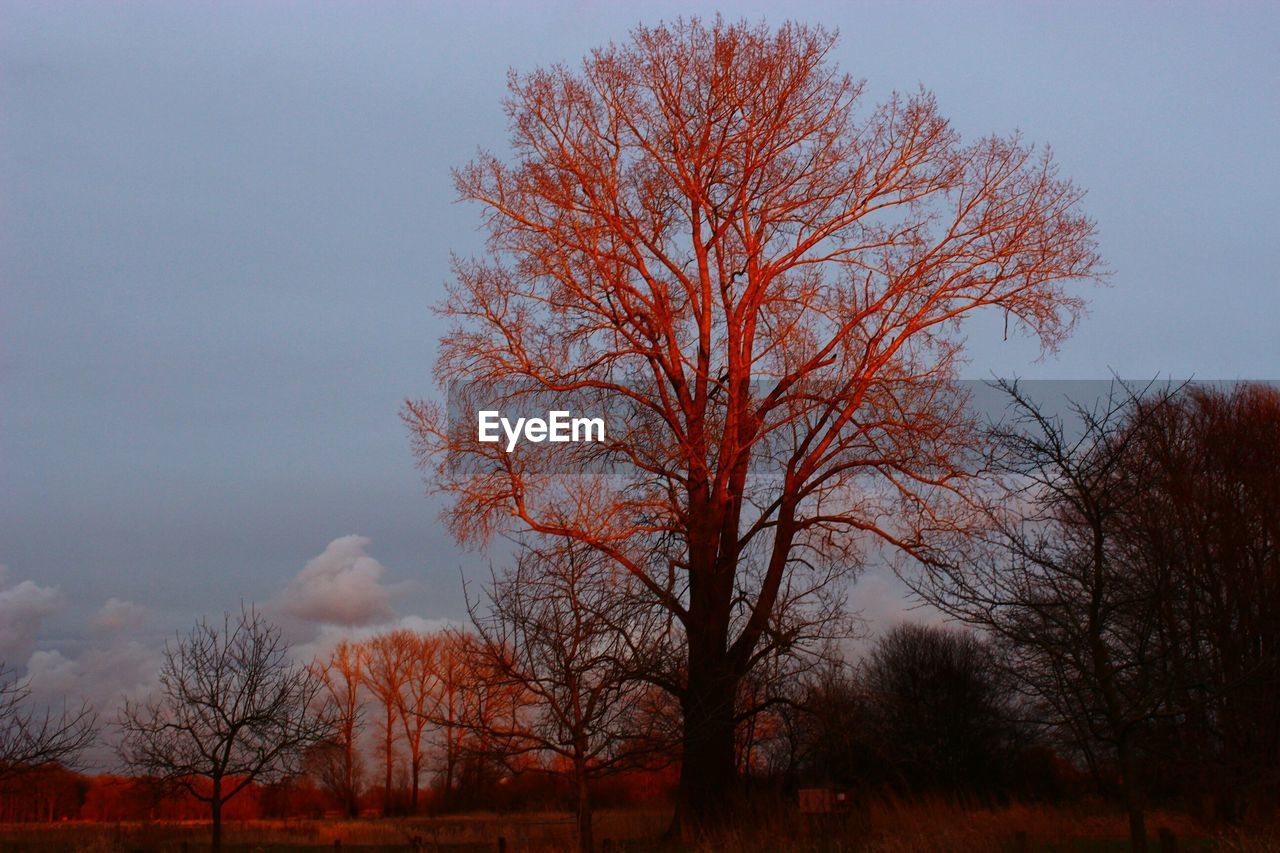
25, 639, 164, 773
290, 614, 459, 665
91, 598, 147, 637
0, 567, 64, 663
26, 641, 160, 706
276, 535, 402, 627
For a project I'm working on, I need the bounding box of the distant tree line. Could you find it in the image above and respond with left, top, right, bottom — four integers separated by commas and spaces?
912, 381, 1280, 850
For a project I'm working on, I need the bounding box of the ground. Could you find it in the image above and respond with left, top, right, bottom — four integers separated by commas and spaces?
0, 802, 1271, 852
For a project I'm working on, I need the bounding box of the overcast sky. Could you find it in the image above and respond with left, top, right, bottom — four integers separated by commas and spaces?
2, 2, 1277, 719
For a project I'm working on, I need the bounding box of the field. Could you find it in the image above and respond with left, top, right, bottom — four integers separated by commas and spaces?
2, 800, 1276, 852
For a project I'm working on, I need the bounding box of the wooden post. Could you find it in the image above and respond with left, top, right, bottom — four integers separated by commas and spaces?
411, 835, 423, 852
497, 837, 507, 853
1158, 827, 1177, 853
1013, 830, 1029, 853
334, 840, 342, 851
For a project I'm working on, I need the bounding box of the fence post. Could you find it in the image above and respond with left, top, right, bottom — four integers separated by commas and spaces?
1013, 829, 1029, 853
1158, 827, 1178, 853
497, 837, 508, 853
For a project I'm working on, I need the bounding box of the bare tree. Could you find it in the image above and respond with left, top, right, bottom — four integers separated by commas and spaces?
0, 663, 95, 780
391, 629, 440, 814
117, 608, 332, 852
468, 543, 669, 853
451, 630, 528, 805
406, 16, 1099, 829
429, 630, 470, 809
860, 623, 1026, 795
733, 637, 842, 785
311, 639, 366, 816
1118, 384, 1280, 821
915, 380, 1181, 851
361, 631, 409, 816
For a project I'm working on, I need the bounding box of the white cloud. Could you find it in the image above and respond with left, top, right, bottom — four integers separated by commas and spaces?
290, 613, 459, 664
26, 641, 160, 706
276, 535, 403, 628
91, 597, 147, 637
0, 568, 64, 663
24, 639, 163, 773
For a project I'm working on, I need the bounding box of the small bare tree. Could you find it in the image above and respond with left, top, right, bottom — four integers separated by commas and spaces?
468, 542, 669, 853
0, 662, 96, 780
860, 623, 1027, 795
117, 608, 332, 852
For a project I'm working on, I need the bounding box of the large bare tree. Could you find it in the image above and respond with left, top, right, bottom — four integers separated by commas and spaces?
117, 608, 332, 852
0, 663, 95, 781
406, 17, 1099, 827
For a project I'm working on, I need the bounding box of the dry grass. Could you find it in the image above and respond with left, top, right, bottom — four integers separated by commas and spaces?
686, 795, 1230, 853
0, 810, 668, 852
1, 802, 1276, 851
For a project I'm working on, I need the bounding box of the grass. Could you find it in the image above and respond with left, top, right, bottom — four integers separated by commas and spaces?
0, 811, 667, 852
0, 801, 1276, 852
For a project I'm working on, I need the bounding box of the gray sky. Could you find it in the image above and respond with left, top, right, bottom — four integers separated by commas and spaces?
2, 2, 1278, 710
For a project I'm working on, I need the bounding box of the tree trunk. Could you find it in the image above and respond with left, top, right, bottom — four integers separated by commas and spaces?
673, 629, 739, 837
345, 738, 359, 818
210, 780, 223, 853
1119, 740, 1147, 852
1127, 806, 1147, 853
411, 757, 421, 814
442, 728, 459, 812
383, 709, 394, 816
575, 763, 593, 853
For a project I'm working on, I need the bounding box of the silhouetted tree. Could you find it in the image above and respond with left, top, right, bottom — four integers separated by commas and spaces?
468, 542, 668, 853
117, 608, 332, 852
428, 630, 472, 809
791, 657, 873, 789
0, 662, 95, 781
789, 627, 1029, 798
860, 623, 1025, 794
1119, 384, 1280, 821
916, 380, 1183, 851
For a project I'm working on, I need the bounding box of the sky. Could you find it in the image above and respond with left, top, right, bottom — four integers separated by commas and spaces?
1, 2, 1278, 731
